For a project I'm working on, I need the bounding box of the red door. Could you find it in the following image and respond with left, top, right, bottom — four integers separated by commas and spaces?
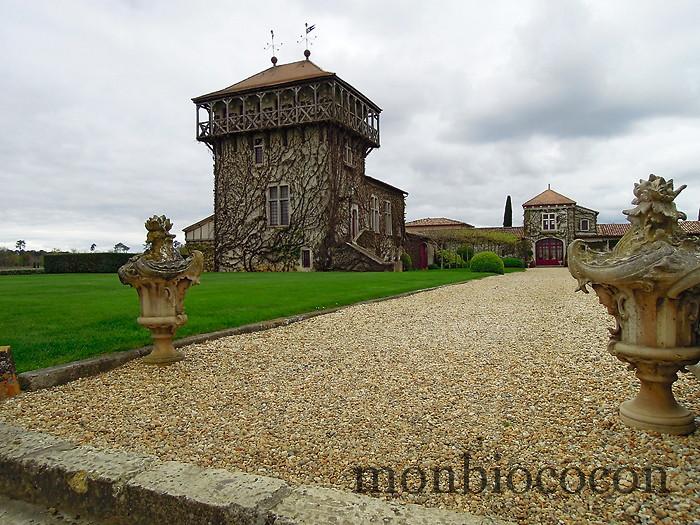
418, 243, 428, 269
536, 238, 564, 266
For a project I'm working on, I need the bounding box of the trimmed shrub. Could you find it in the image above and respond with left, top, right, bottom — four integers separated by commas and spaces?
428, 263, 440, 270
400, 252, 412, 271
44, 253, 134, 273
470, 251, 505, 274
502, 257, 525, 268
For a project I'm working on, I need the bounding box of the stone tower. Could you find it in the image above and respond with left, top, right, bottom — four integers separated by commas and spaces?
193, 57, 405, 272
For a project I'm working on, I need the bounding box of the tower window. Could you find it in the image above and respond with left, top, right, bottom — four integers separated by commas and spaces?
384, 201, 392, 235
344, 140, 353, 166
370, 195, 380, 233
254, 138, 264, 165
542, 212, 557, 231
579, 218, 590, 231
268, 184, 290, 227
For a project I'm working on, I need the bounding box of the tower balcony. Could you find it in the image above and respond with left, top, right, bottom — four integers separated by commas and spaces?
194, 80, 380, 148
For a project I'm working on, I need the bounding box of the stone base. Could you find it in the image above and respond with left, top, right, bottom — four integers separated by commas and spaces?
0, 346, 21, 400
620, 399, 696, 435
141, 350, 185, 366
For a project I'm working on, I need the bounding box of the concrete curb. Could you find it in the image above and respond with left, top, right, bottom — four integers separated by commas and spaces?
0, 421, 513, 525
18, 274, 512, 392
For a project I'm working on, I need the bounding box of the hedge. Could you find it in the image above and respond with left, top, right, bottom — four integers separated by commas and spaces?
44, 253, 134, 273
470, 251, 505, 274
502, 257, 525, 268
0, 268, 44, 276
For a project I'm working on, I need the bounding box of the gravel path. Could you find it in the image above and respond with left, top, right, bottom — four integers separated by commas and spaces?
1, 268, 698, 524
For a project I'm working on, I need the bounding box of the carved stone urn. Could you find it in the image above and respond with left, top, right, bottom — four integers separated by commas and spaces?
118, 215, 203, 365
569, 175, 700, 435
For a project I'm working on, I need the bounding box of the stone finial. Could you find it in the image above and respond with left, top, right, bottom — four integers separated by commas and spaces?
0, 346, 21, 400
118, 215, 204, 365
568, 174, 700, 434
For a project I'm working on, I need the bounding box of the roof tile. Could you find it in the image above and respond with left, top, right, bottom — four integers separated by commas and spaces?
194, 60, 334, 101
522, 189, 576, 207
406, 217, 473, 228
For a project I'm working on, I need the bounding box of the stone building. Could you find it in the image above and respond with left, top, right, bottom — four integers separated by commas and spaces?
185, 57, 406, 271
521, 186, 599, 266
409, 185, 700, 267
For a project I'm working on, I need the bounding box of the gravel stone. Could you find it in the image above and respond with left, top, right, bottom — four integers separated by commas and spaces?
1, 268, 698, 525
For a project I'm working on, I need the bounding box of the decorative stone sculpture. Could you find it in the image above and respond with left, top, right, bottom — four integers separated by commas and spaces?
119, 215, 203, 365
0, 346, 20, 400
569, 175, 700, 435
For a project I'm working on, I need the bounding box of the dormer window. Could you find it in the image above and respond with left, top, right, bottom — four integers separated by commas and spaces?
580, 218, 590, 232
542, 212, 557, 231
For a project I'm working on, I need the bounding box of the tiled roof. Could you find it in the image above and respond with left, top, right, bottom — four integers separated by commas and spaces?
183, 214, 214, 232
193, 60, 334, 102
474, 226, 525, 238
406, 217, 473, 228
596, 221, 700, 237
681, 220, 700, 234
596, 223, 629, 236
522, 188, 576, 207
365, 175, 408, 196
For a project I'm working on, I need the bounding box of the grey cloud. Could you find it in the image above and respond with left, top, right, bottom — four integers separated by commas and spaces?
2, 0, 700, 250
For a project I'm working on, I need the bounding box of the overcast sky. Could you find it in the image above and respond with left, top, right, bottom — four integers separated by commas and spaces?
2, 0, 700, 251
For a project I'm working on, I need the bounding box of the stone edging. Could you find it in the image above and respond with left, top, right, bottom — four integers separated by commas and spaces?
0, 422, 512, 525
18, 275, 511, 392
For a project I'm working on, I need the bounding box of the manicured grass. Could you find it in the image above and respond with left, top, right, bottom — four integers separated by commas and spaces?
0, 268, 523, 372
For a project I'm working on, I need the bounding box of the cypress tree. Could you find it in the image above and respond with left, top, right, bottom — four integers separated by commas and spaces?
503, 195, 513, 227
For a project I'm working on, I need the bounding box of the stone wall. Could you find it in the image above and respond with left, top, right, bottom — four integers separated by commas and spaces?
350, 178, 405, 263
214, 125, 330, 271
524, 204, 600, 264
213, 123, 405, 272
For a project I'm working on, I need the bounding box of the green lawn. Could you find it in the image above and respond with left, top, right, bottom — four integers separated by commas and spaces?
0, 269, 522, 372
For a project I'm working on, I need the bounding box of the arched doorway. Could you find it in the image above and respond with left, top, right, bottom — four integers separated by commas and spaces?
535, 238, 564, 266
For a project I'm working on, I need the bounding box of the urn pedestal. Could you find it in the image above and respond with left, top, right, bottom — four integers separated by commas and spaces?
0, 346, 20, 400
119, 215, 203, 366
614, 342, 700, 435
569, 175, 700, 435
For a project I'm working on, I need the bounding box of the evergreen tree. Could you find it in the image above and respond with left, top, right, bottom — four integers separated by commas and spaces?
503, 195, 513, 227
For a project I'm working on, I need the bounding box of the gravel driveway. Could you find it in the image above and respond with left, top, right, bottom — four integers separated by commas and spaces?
2, 268, 698, 524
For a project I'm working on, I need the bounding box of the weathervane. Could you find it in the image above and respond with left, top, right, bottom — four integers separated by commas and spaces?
297, 22, 317, 59
264, 29, 283, 66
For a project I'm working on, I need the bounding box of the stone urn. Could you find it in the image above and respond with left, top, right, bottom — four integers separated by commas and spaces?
118, 215, 203, 365
569, 175, 700, 435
